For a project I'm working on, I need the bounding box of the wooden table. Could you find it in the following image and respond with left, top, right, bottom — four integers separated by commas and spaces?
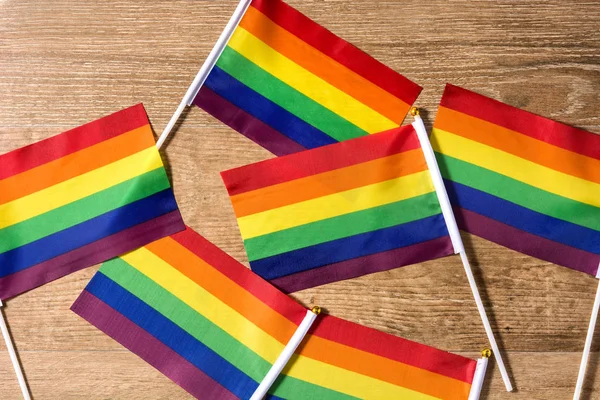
0, 0, 599, 398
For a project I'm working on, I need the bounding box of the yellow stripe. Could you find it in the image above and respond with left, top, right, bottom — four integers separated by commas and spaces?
282, 355, 437, 400
237, 171, 435, 239
123, 248, 436, 400
228, 27, 398, 134
0, 147, 162, 229
123, 247, 283, 359
432, 128, 600, 208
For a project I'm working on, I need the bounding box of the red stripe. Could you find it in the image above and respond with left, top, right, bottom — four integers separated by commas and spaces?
250, 0, 422, 106
440, 84, 600, 160
307, 314, 477, 384
170, 227, 307, 326
221, 125, 419, 196
0, 104, 150, 180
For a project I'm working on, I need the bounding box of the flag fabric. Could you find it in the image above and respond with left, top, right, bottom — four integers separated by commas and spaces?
432, 84, 600, 275
72, 226, 479, 400
0, 105, 185, 299
221, 124, 454, 293
193, 0, 422, 156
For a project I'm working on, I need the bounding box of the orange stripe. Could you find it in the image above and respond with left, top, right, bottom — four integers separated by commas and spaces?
241, 6, 408, 126
0, 125, 155, 205
147, 237, 469, 397
146, 237, 298, 345
296, 336, 472, 400
435, 106, 600, 184
230, 149, 427, 217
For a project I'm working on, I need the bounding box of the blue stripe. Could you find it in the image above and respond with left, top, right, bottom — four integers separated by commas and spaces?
85, 272, 281, 400
0, 189, 179, 277
250, 214, 449, 280
204, 66, 337, 149
445, 180, 600, 255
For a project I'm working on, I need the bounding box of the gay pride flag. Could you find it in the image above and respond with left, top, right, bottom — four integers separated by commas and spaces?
193, 0, 422, 156
72, 227, 481, 399
221, 124, 454, 292
0, 105, 185, 299
432, 84, 600, 275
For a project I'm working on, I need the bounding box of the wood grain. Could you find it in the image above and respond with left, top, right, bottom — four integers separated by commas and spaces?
0, 0, 599, 398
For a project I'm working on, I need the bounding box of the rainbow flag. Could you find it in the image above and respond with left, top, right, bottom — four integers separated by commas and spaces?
194, 0, 422, 156
432, 84, 600, 275
221, 125, 454, 292
0, 105, 185, 299
72, 227, 480, 399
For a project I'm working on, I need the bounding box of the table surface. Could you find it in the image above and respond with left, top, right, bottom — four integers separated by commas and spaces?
1, 0, 599, 399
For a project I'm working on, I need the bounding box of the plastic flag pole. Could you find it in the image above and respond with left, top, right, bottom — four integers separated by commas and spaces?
411, 108, 513, 392
573, 274, 600, 400
468, 349, 491, 400
0, 300, 31, 400
250, 307, 321, 400
156, 0, 253, 149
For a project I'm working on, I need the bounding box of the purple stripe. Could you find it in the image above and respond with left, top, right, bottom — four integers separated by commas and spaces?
0, 210, 185, 300
456, 207, 600, 276
71, 291, 237, 400
271, 236, 455, 293
193, 86, 307, 156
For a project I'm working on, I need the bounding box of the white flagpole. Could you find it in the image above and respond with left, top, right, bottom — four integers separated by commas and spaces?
573, 275, 600, 400
411, 108, 513, 392
156, 0, 253, 150
0, 300, 31, 400
250, 307, 321, 400
468, 349, 491, 400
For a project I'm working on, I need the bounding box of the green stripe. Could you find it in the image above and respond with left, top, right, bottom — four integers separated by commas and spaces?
218, 46, 367, 142
101, 259, 355, 400
245, 192, 442, 261
0, 168, 170, 254
437, 153, 600, 232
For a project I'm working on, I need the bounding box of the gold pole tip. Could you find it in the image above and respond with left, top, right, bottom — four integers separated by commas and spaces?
481, 348, 492, 358
311, 306, 322, 315
410, 107, 420, 117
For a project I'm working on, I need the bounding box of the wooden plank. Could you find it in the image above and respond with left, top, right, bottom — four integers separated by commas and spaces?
1, 0, 599, 398
2, 351, 600, 399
